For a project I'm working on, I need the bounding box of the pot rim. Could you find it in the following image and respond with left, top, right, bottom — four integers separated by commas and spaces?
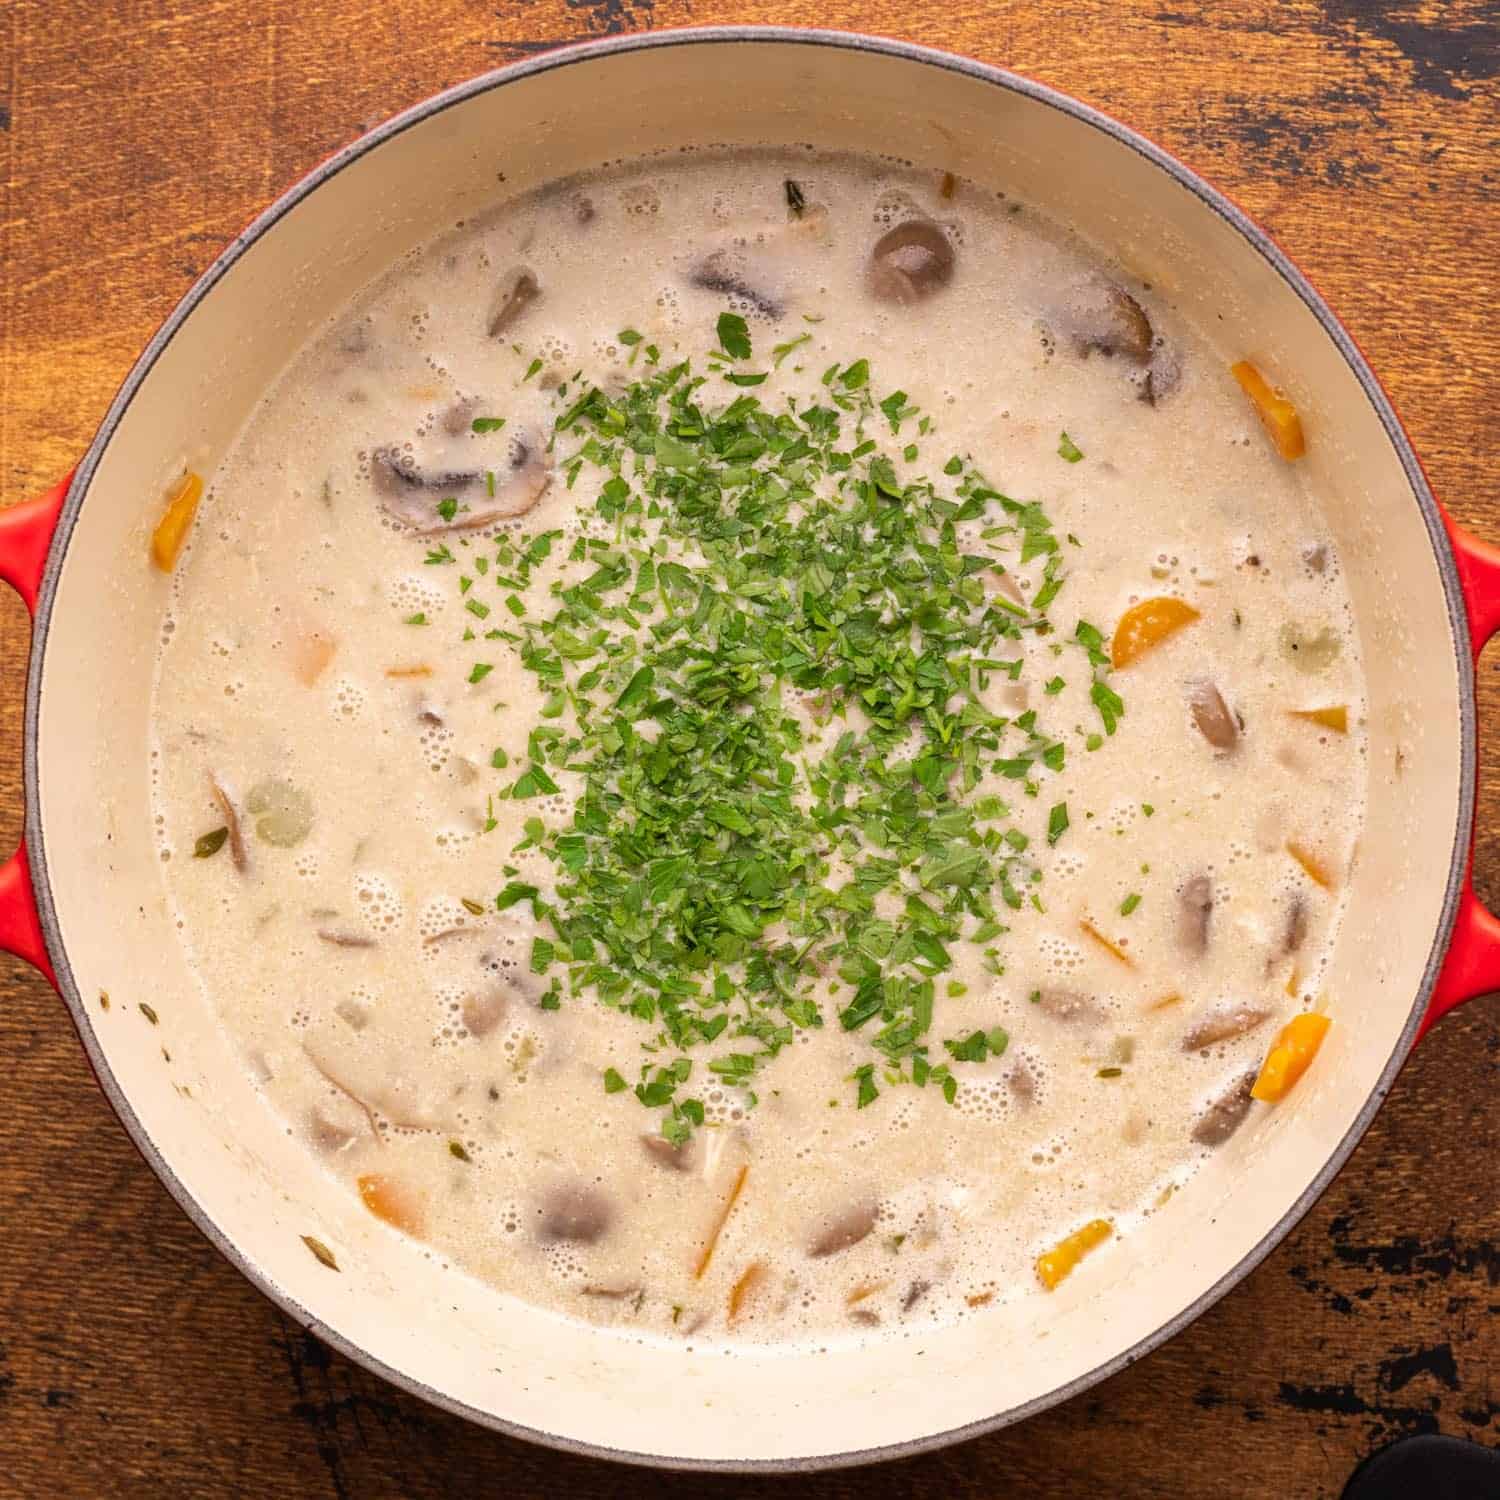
21, 24, 1473, 1475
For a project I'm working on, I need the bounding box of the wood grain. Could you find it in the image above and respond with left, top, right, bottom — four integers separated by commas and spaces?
1, 1, 1497, 1495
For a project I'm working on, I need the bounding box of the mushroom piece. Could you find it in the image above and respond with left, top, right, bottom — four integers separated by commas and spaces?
901, 1279, 932, 1313
1178, 874, 1215, 955
641, 1133, 693, 1172
1056, 278, 1154, 362
209, 774, 249, 873
1034, 988, 1106, 1027
487, 267, 541, 338
688, 250, 784, 318
1181, 1001, 1272, 1051
372, 427, 550, 532
1187, 680, 1240, 753
1281, 893, 1309, 956
808, 1200, 879, 1258
461, 987, 508, 1039
1008, 1060, 1037, 1105
539, 1185, 613, 1244
316, 926, 376, 950
307, 1100, 364, 1155
1141, 342, 1182, 406
868, 219, 955, 305
1191, 1071, 1257, 1147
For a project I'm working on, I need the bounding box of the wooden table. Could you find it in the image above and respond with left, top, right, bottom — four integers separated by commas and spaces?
2, 2, 1496, 1494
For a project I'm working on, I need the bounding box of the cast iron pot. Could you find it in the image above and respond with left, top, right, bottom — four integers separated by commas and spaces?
2, 27, 1497, 1473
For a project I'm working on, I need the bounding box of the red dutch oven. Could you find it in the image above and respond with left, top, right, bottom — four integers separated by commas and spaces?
1, 28, 1496, 1472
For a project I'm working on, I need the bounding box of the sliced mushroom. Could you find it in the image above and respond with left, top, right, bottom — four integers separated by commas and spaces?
1281, 893, 1309, 956
1057, 278, 1154, 362
461, 987, 508, 1038
316, 926, 376, 950
209, 775, 249, 873
487, 267, 541, 338
868, 219, 955, 305
1035, 988, 1106, 1027
808, 1200, 879, 1258
440, 397, 479, 437
641, 1133, 693, 1172
1188, 680, 1239, 753
1140, 342, 1182, 405
1302, 542, 1329, 574
1178, 874, 1214, 955
539, 1185, 613, 1244
1008, 1061, 1037, 1105
307, 1100, 363, 1154
901, 1279, 932, 1313
372, 427, 549, 532
1191, 1071, 1257, 1147
1182, 1001, 1272, 1051
688, 250, 783, 319
334, 997, 370, 1031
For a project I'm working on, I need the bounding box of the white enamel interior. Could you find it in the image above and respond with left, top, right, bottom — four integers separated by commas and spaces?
28, 36, 1462, 1467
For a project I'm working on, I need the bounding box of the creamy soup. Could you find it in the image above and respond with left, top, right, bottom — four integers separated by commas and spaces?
150, 149, 1363, 1342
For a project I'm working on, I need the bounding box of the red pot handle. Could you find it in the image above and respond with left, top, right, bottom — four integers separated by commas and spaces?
0, 474, 70, 988
1422, 514, 1500, 1037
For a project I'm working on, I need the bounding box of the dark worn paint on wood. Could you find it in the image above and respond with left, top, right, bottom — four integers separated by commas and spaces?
1, 1, 1497, 1496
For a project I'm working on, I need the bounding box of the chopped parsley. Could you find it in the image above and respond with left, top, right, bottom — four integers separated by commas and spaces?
459, 323, 1124, 1138
1058, 431, 1084, 463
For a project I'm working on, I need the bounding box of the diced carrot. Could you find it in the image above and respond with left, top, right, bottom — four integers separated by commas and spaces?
1148, 992, 1184, 1012
1110, 596, 1200, 669
726, 1261, 767, 1325
1231, 360, 1306, 461
292, 632, 337, 687
694, 1163, 749, 1280
1251, 1012, 1331, 1102
1289, 706, 1348, 733
385, 664, 434, 679
150, 471, 204, 571
1079, 918, 1134, 967
1286, 840, 1336, 889
965, 1290, 994, 1308
357, 1172, 424, 1235
1037, 1218, 1113, 1291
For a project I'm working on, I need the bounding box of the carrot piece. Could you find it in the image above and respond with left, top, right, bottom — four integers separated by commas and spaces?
357, 1172, 424, 1234
1110, 596, 1200, 669
1231, 360, 1306, 461
293, 632, 337, 687
1079, 918, 1134, 968
693, 1163, 749, 1280
1147, 992, 1184, 1012
1036, 1218, 1113, 1291
385, 664, 434, 679
1286, 839, 1336, 889
1288, 705, 1348, 733
1251, 1012, 1331, 1102
726, 1261, 767, 1325
150, 471, 204, 571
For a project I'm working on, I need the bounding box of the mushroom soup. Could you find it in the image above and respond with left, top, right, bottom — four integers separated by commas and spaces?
150, 149, 1362, 1340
